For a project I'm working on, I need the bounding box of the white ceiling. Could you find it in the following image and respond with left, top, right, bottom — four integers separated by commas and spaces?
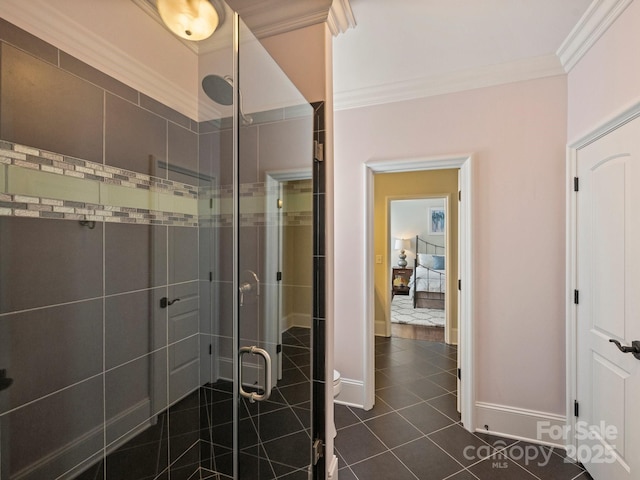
333, 0, 593, 110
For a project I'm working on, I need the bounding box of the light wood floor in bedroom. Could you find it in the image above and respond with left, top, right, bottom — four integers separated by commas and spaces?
392, 323, 445, 342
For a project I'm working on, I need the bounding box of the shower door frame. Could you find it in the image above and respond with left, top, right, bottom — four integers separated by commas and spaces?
264, 168, 314, 382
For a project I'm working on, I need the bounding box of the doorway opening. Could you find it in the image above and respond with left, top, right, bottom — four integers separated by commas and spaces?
364, 154, 475, 431
388, 195, 453, 344
265, 169, 313, 380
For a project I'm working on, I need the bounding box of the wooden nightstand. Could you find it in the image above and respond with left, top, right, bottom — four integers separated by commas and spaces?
392, 267, 413, 297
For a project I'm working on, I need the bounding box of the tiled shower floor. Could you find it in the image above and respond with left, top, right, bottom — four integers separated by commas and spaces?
334, 336, 593, 480
75, 327, 312, 480
202, 326, 312, 479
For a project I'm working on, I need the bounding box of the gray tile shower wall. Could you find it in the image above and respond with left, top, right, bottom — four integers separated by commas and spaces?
0, 18, 203, 480
0, 216, 104, 313
0, 298, 103, 414
1, 43, 105, 164
105, 93, 168, 176
0, 15, 322, 480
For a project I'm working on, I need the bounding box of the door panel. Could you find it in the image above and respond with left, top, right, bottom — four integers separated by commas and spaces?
235, 14, 313, 480
576, 117, 640, 479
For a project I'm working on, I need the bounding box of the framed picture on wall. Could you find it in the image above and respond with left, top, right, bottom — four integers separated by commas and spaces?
428, 207, 445, 235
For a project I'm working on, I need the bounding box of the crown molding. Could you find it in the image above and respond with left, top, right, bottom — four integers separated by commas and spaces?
228, 0, 332, 38
327, 0, 356, 36
132, 0, 336, 53
334, 54, 565, 111
557, 0, 632, 72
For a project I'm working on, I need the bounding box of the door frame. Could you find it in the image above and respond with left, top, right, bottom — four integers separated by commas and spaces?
265, 168, 313, 382
364, 154, 475, 431
566, 100, 640, 459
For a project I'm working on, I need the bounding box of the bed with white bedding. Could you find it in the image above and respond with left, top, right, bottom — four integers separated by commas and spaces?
410, 237, 446, 309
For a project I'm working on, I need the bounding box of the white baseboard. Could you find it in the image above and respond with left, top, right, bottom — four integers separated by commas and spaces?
327, 454, 339, 480
475, 402, 567, 448
13, 399, 154, 480
218, 356, 264, 389
285, 313, 311, 329
333, 377, 365, 408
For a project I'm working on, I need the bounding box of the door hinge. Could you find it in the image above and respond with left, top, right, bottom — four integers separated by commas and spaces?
277, 198, 283, 209
277, 271, 282, 281
573, 177, 579, 192
276, 344, 282, 354
458, 190, 461, 201
314, 140, 324, 162
574, 290, 579, 305
209, 272, 213, 282
209, 344, 212, 355
574, 400, 579, 417
312, 438, 324, 465
458, 279, 461, 291
209, 197, 213, 208
457, 368, 461, 380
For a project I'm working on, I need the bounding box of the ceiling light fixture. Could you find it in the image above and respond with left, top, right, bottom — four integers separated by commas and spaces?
157, 0, 219, 41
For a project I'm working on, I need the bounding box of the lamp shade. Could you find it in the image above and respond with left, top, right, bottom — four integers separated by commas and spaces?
158, 0, 219, 41
394, 238, 410, 250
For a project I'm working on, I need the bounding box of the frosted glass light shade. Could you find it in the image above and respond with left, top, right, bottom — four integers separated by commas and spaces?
158, 0, 219, 41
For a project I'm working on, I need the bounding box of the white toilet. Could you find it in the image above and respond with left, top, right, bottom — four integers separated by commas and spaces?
333, 369, 342, 397
331, 369, 342, 439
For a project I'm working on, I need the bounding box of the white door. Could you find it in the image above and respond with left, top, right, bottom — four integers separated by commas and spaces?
576, 117, 640, 479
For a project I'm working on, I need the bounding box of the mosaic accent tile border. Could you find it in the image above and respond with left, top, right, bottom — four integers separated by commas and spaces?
284, 180, 313, 195
0, 141, 198, 226
0, 193, 198, 226
206, 182, 313, 227
201, 212, 312, 228
0, 141, 198, 199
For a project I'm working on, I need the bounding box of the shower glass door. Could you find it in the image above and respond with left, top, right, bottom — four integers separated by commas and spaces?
234, 14, 314, 480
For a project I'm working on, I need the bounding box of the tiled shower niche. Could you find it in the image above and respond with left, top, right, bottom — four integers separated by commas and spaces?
0, 13, 321, 480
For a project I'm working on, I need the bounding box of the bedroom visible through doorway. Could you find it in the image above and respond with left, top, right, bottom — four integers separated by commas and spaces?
390, 197, 448, 342
372, 169, 459, 346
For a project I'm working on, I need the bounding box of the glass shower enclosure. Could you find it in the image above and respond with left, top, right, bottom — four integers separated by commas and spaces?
0, 2, 316, 479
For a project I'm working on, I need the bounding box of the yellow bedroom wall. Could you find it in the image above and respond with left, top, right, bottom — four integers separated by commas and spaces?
282, 179, 313, 329
374, 169, 459, 339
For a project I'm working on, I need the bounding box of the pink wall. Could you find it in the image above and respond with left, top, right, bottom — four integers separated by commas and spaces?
261, 23, 329, 103
334, 76, 568, 415
568, 1, 640, 141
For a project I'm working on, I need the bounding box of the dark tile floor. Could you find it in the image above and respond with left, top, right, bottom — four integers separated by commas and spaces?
334, 336, 593, 480
202, 326, 312, 479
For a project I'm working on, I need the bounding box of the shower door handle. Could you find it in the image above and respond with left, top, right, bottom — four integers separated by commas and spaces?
238, 346, 272, 403
239, 270, 260, 306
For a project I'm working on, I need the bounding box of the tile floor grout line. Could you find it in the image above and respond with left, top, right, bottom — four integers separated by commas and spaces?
427, 425, 484, 473
488, 443, 546, 480
441, 468, 481, 480
385, 447, 422, 480
351, 400, 461, 479
421, 401, 462, 425
421, 433, 469, 472
340, 450, 390, 469
338, 412, 425, 480
340, 337, 590, 480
